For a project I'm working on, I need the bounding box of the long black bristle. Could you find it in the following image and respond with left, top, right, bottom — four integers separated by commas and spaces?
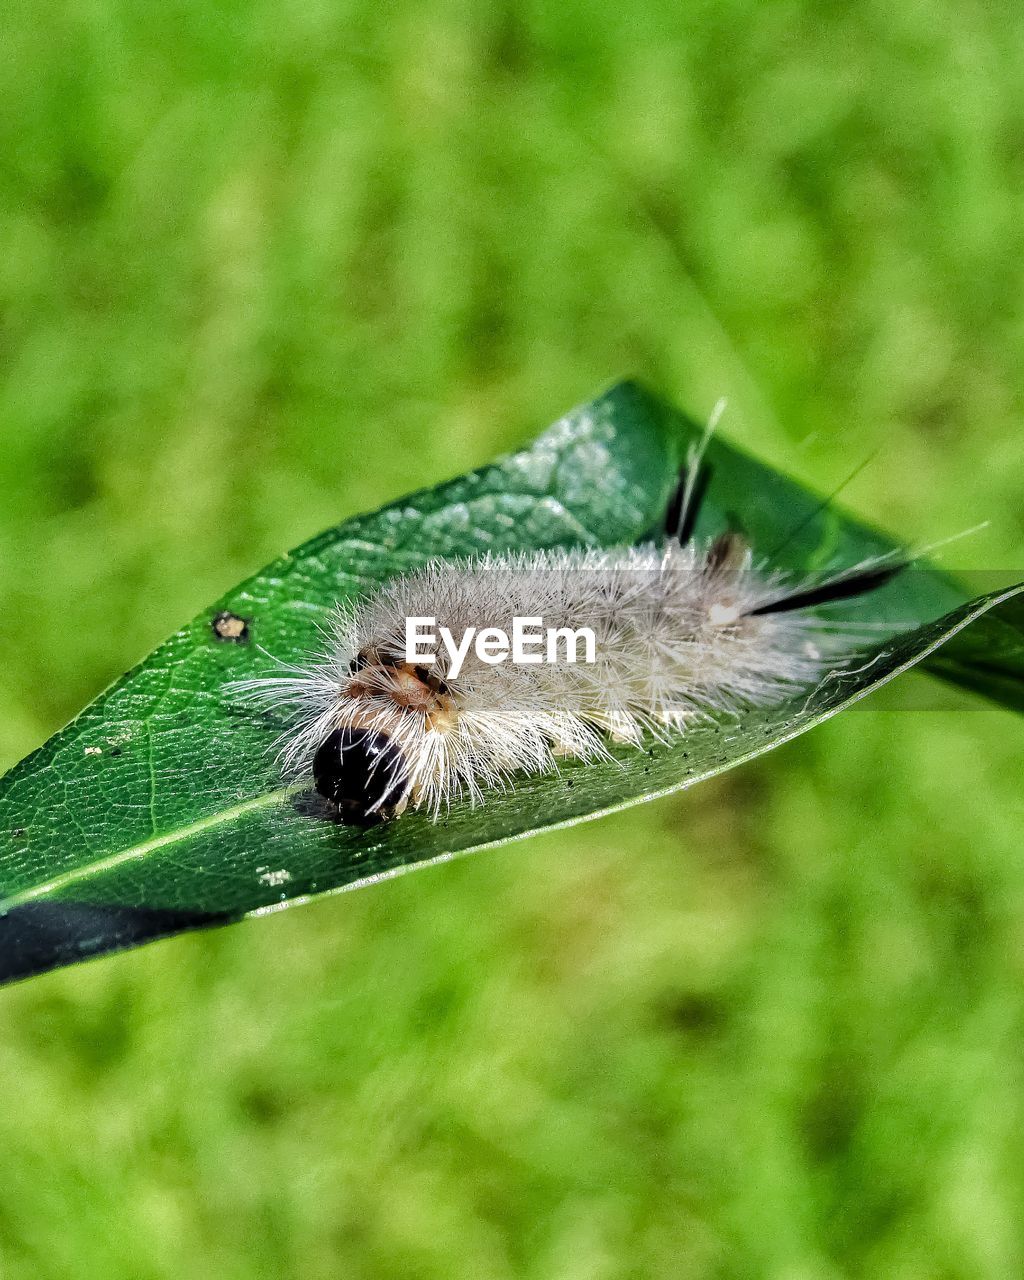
745, 561, 905, 616
664, 462, 713, 545
763, 451, 880, 565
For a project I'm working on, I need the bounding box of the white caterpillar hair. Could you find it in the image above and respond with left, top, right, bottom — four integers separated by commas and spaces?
238, 437, 909, 823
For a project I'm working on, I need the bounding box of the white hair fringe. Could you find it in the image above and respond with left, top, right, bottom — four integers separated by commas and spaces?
237, 532, 897, 819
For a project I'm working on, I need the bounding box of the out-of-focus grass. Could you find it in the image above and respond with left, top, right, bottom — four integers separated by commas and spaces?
1, 2, 1023, 1276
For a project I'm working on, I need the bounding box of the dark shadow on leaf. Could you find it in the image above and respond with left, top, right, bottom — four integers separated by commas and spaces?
0, 903, 230, 984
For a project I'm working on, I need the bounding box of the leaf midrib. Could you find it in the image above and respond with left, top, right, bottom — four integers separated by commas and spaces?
0, 784, 303, 910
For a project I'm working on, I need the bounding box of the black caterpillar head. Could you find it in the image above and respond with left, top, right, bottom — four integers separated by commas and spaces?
312, 727, 410, 825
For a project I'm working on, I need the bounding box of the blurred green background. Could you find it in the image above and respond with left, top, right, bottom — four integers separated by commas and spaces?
1, 2, 1023, 1276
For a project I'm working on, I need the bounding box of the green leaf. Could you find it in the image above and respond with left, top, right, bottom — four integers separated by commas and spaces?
920, 592, 1024, 713
0, 381, 1020, 984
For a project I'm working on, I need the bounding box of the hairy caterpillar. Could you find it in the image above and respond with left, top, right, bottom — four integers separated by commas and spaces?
239, 425, 908, 824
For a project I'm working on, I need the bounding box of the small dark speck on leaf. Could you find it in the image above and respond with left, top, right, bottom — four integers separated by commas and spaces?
11, 828, 26, 840
212, 611, 250, 643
